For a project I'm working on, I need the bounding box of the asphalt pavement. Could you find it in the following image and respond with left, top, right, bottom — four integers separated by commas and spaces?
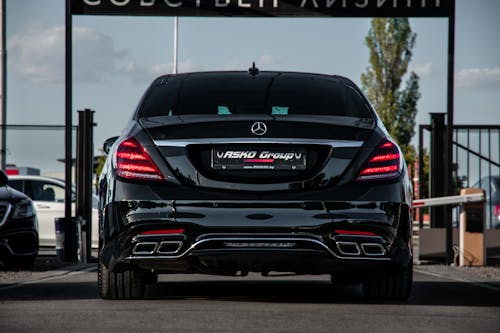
1, 258, 499, 332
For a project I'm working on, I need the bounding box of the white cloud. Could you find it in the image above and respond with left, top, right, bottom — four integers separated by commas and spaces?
9, 25, 125, 84
74, 26, 126, 82
224, 54, 286, 70
411, 62, 433, 77
457, 67, 500, 89
258, 54, 286, 66
122, 59, 201, 82
122, 54, 286, 83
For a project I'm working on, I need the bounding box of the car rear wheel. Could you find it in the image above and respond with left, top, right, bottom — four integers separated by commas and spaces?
98, 261, 146, 300
362, 263, 413, 300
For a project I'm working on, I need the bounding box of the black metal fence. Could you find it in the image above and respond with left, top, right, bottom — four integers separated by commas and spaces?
419, 114, 500, 229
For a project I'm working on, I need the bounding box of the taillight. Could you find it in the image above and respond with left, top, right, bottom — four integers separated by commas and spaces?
114, 137, 164, 181
494, 204, 500, 217
334, 229, 378, 237
357, 140, 401, 181
139, 229, 185, 235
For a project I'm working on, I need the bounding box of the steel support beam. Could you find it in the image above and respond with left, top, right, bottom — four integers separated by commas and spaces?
0, 0, 6, 170
430, 113, 446, 229
76, 109, 95, 263
445, 1, 456, 265
64, 0, 77, 262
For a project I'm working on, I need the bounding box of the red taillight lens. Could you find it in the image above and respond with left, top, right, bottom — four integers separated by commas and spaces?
357, 140, 401, 181
140, 229, 185, 235
494, 204, 500, 217
114, 137, 164, 181
334, 229, 378, 237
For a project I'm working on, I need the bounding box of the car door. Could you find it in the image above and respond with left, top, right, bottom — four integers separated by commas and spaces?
25, 180, 66, 247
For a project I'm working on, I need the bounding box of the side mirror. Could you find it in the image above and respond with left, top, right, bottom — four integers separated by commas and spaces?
103, 136, 119, 155
0, 170, 7, 187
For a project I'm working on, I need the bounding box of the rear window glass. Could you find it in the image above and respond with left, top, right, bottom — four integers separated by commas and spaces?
138, 73, 372, 119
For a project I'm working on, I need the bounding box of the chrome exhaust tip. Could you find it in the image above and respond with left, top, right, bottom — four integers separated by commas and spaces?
157, 241, 183, 254
360, 243, 386, 256
336, 241, 361, 256
132, 242, 158, 255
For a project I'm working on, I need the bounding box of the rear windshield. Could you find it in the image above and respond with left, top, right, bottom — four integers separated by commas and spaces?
138, 73, 373, 119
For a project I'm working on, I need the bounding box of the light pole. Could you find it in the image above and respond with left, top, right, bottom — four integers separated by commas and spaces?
173, 16, 178, 74
0, 0, 6, 170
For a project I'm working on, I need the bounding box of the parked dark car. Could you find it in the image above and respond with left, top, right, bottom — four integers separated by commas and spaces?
473, 175, 500, 229
0, 170, 38, 269
98, 70, 413, 300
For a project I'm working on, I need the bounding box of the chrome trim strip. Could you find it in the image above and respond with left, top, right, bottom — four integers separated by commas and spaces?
154, 138, 364, 148
125, 235, 391, 262
223, 241, 296, 248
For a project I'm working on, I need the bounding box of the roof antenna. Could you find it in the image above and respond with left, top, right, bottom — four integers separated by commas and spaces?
248, 62, 260, 76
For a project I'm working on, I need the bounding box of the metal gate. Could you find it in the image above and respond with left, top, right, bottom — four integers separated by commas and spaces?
417, 113, 500, 262
419, 114, 500, 228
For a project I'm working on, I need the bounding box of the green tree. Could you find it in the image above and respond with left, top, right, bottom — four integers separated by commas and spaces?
361, 18, 421, 167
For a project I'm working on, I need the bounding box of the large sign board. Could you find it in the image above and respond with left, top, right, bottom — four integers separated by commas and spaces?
71, 0, 453, 17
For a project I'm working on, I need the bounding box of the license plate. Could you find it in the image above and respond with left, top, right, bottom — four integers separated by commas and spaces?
211, 148, 306, 170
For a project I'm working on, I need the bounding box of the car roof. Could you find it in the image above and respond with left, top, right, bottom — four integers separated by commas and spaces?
153, 70, 358, 86
8, 175, 66, 185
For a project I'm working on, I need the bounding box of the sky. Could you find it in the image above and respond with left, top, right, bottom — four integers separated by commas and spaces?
4, 0, 500, 177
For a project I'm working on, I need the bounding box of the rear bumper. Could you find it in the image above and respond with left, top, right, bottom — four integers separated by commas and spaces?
100, 199, 412, 274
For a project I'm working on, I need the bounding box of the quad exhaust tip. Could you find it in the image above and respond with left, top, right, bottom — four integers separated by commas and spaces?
132, 238, 386, 258
132, 242, 158, 255
336, 241, 386, 257
157, 241, 183, 254
132, 241, 184, 255
336, 242, 361, 256
360, 243, 386, 256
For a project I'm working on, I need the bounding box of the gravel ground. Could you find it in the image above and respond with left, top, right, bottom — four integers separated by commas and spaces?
0, 256, 73, 282
415, 264, 500, 285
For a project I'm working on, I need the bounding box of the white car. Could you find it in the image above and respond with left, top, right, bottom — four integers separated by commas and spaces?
7, 175, 98, 249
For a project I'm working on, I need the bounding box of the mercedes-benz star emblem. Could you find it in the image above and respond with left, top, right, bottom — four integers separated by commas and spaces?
251, 122, 267, 136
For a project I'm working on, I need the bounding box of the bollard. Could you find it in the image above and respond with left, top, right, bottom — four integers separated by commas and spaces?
54, 216, 83, 262
459, 188, 486, 266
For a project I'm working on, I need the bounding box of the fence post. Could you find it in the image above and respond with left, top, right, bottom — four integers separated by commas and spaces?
430, 113, 447, 228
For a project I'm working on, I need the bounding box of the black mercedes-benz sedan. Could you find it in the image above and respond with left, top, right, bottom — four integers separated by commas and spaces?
98, 69, 413, 300
0, 170, 38, 269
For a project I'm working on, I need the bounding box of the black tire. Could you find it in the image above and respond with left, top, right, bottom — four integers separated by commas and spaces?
98, 261, 146, 300
362, 262, 413, 300
330, 273, 362, 286
3, 255, 36, 270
